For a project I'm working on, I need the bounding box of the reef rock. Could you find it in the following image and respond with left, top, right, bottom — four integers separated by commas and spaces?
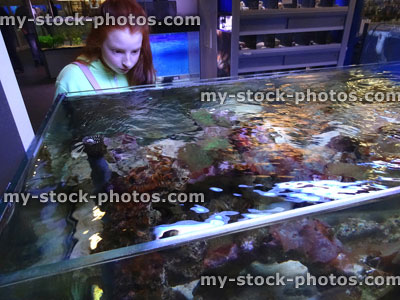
147, 139, 186, 159
245, 260, 318, 300
248, 260, 308, 278
335, 218, 385, 241
171, 280, 199, 300
204, 243, 240, 269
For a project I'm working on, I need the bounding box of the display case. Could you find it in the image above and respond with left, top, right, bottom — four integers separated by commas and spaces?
2, 62, 400, 299
200, 0, 357, 78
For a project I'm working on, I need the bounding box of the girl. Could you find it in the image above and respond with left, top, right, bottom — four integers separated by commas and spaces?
55, 0, 156, 98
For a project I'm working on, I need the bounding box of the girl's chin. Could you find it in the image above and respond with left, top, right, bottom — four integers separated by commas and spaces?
107, 64, 130, 74
116, 68, 130, 74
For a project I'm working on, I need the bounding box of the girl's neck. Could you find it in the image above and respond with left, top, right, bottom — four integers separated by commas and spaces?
99, 57, 117, 75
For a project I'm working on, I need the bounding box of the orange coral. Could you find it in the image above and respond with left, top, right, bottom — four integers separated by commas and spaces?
126, 150, 177, 193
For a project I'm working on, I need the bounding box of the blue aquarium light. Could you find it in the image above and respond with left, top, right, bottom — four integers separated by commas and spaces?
219, 0, 232, 13
335, 0, 349, 6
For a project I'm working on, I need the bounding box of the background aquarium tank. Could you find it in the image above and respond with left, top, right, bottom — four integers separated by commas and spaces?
2, 63, 400, 299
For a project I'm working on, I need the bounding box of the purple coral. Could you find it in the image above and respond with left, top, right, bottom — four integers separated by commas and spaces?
271, 218, 343, 263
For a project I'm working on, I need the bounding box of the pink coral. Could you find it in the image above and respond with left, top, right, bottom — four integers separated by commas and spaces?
271, 218, 344, 263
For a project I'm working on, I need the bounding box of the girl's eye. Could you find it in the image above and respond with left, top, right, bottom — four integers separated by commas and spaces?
113, 50, 123, 54
131, 50, 139, 54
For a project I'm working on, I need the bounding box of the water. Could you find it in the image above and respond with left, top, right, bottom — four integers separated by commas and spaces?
2, 63, 400, 293
150, 32, 200, 77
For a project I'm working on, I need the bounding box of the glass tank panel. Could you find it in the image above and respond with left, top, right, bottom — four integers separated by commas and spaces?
2, 62, 400, 291
1, 195, 400, 299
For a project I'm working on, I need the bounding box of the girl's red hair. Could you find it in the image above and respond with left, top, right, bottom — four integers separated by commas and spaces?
79, 0, 155, 85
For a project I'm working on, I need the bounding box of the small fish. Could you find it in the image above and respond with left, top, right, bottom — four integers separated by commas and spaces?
190, 205, 210, 214
238, 184, 252, 188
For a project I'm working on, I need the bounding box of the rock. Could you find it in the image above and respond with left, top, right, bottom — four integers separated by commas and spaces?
248, 260, 308, 278
203, 126, 231, 138
61, 156, 92, 187
335, 218, 385, 241
178, 143, 215, 173
164, 242, 208, 285
70, 202, 104, 259
230, 287, 276, 300
191, 109, 216, 127
30, 203, 71, 266
312, 130, 340, 147
148, 139, 186, 159
242, 260, 318, 300
110, 253, 166, 299
324, 163, 370, 180
327, 136, 360, 154
204, 243, 240, 269
229, 104, 263, 117
241, 143, 304, 178
341, 263, 365, 278
198, 137, 231, 151
171, 280, 199, 300
316, 286, 361, 300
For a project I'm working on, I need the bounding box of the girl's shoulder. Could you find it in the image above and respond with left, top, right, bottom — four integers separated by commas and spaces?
56, 63, 89, 88
57, 56, 94, 79
55, 61, 95, 97
57, 63, 83, 80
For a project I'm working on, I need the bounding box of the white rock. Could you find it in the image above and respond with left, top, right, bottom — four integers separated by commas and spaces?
249, 260, 308, 278
148, 139, 186, 159
172, 280, 199, 300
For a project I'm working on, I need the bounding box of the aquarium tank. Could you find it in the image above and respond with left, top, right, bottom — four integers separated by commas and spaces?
1, 62, 400, 299
36, 22, 91, 49
35, 20, 200, 78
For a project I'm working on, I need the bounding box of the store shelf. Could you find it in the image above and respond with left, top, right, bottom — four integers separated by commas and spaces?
199, 0, 357, 78
239, 43, 341, 56
239, 7, 348, 37
230, 0, 357, 76
239, 7, 349, 18
238, 44, 341, 73
238, 61, 338, 73
240, 26, 345, 36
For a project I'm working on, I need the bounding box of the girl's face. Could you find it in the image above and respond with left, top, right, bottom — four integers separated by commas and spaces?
101, 27, 143, 74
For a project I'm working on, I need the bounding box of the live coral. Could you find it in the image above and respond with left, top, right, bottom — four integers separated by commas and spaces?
270, 218, 344, 264
126, 150, 177, 193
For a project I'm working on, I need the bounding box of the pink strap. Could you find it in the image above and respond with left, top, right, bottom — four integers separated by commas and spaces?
73, 61, 101, 92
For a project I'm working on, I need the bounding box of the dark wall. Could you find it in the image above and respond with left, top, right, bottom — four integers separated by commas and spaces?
0, 81, 26, 195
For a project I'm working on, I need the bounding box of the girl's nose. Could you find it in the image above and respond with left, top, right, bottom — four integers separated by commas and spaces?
122, 55, 133, 69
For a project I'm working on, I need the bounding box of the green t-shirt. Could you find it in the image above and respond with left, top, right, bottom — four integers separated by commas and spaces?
54, 58, 130, 99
